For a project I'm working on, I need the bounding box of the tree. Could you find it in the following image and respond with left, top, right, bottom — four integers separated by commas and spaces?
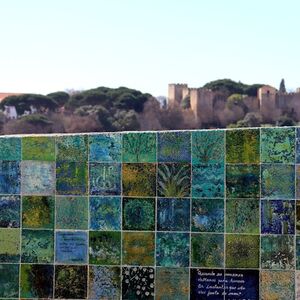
226, 94, 246, 109
181, 96, 190, 109
3, 114, 54, 134
111, 110, 140, 131
228, 112, 262, 128
276, 115, 295, 126
279, 79, 286, 93
203, 79, 264, 97
0, 94, 58, 115
47, 92, 70, 107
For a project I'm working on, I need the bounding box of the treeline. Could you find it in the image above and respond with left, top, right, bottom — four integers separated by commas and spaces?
0, 86, 198, 134
0, 81, 297, 135
203, 79, 264, 97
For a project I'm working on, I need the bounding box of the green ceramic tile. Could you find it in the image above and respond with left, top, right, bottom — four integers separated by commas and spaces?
122, 163, 156, 197
226, 165, 260, 198
22, 136, 55, 161
226, 234, 259, 268
157, 163, 191, 197
123, 197, 155, 231
20, 264, 53, 298
0, 138, 21, 161
21, 229, 54, 263
0, 228, 20, 262
122, 231, 155, 266
56, 196, 88, 230
226, 198, 259, 234
56, 135, 88, 161
192, 130, 224, 164
0, 264, 19, 297
89, 231, 121, 265
261, 235, 294, 270
22, 196, 54, 229
261, 164, 295, 199
191, 233, 224, 268
226, 129, 260, 163
261, 127, 295, 163
56, 161, 88, 195
122, 132, 156, 162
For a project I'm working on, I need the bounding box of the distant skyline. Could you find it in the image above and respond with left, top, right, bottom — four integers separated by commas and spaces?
1, 0, 300, 96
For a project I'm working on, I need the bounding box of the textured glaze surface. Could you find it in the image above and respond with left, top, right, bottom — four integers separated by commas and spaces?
0, 127, 299, 299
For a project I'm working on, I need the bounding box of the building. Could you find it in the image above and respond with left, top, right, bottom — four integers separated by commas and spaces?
0, 92, 23, 119
168, 83, 300, 125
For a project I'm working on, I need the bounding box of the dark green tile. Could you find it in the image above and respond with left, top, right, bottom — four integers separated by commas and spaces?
22, 196, 54, 229
226, 129, 259, 163
226, 198, 259, 234
191, 233, 224, 268
123, 198, 155, 231
21, 229, 54, 263
0, 264, 19, 297
226, 234, 259, 268
89, 231, 121, 265
157, 163, 191, 197
226, 165, 260, 198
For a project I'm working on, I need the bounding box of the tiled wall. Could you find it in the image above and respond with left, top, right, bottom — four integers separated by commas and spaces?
0, 128, 299, 299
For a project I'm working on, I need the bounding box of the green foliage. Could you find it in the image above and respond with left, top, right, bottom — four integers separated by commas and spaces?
228, 112, 262, 128
279, 78, 286, 93
277, 115, 296, 126
47, 91, 70, 106
181, 96, 190, 109
66, 86, 150, 112
18, 114, 53, 126
226, 93, 246, 109
157, 163, 190, 197
203, 79, 263, 97
0, 94, 58, 115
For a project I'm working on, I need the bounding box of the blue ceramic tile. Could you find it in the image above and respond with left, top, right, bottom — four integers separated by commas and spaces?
89, 163, 121, 195
0, 161, 20, 194
89, 134, 122, 162
55, 231, 88, 264
89, 196, 121, 230
157, 198, 190, 231
158, 131, 191, 162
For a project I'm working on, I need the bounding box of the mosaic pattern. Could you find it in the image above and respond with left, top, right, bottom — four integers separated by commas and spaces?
0, 127, 299, 299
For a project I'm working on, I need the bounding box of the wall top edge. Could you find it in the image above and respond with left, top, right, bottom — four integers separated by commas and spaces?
0, 126, 297, 138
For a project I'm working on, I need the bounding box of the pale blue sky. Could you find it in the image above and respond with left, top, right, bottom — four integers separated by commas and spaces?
0, 0, 299, 96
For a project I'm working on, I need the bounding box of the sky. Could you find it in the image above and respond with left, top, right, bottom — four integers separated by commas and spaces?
0, 0, 300, 96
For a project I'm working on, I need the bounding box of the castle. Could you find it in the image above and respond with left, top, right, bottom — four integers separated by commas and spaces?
168, 83, 300, 126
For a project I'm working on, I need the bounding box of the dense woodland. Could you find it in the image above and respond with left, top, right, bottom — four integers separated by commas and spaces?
0, 79, 295, 134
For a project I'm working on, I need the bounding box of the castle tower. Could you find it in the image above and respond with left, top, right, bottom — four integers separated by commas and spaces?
168, 84, 188, 107
258, 85, 278, 122
190, 88, 214, 124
